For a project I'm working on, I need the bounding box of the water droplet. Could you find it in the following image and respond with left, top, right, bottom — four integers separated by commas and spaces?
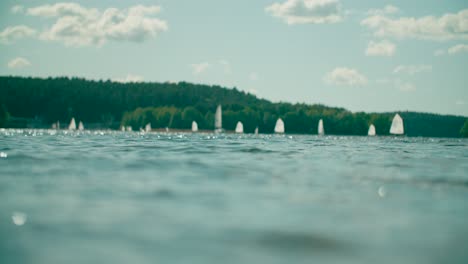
12, 212, 27, 226
378, 186, 386, 198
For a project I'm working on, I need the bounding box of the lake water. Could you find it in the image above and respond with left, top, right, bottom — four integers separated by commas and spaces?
1, 129, 467, 264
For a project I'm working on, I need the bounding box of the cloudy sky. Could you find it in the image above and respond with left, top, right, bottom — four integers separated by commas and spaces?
1, 0, 467, 116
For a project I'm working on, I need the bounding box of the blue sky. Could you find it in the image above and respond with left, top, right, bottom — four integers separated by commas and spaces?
1, 0, 467, 116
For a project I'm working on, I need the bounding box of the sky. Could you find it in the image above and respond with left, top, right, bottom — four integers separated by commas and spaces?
0, 0, 467, 116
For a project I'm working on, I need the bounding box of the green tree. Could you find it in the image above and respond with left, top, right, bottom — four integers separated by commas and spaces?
460, 120, 468, 138
0, 104, 9, 127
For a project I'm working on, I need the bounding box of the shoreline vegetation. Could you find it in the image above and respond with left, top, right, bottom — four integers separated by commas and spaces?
0, 76, 467, 138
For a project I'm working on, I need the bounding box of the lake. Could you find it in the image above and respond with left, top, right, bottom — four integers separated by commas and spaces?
1, 129, 467, 264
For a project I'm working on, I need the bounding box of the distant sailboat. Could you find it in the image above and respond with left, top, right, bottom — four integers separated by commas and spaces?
78, 121, 84, 131
214, 105, 223, 133
121, 126, 125, 132
254, 127, 259, 135
57, 121, 60, 130
68, 118, 76, 130
126, 126, 132, 132
235, 121, 244, 133
368, 124, 376, 136
145, 123, 151, 132
318, 119, 325, 135
274, 118, 285, 134
390, 114, 404, 135
192, 121, 198, 132
52, 123, 57, 129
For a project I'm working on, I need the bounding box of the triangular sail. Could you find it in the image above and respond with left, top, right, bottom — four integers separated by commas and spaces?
192, 121, 198, 132
68, 118, 76, 130
145, 123, 151, 132
215, 105, 222, 132
78, 121, 84, 131
390, 114, 404, 135
254, 127, 259, 135
368, 124, 376, 136
274, 118, 285, 134
235, 121, 244, 133
318, 119, 325, 135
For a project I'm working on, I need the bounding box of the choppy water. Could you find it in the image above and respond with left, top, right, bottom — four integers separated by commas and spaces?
1, 129, 468, 264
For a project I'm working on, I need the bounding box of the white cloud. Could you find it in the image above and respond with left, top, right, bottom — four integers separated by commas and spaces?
448, 44, 468, 55
324, 67, 367, 86
219, 60, 231, 74
249, 72, 259, 81
367, 5, 399, 16
365, 40, 396, 56
25, 3, 168, 46
266, 0, 343, 25
190, 62, 210, 75
361, 9, 468, 41
393, 65, 432, 75
396, 81, 416, 92
0, 25, 36, 44
8, 57, 31, 69
434, 49, 446, 56
11, 5, 24, 14
113, 74, 143, 83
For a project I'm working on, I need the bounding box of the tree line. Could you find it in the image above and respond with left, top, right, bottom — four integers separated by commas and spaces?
0, 76, 466, 137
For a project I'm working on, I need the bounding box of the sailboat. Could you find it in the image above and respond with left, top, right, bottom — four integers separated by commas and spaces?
145, 123, 151, 132
318, 119, 325, 135
121, 126, 125, 132
126, 126, 132, 132
192, 121, 198, 132
390, 114, 404, 135
78, 121, 84, 131
52, 123, 57, 129
274, 118, 285, 134
235, 121, 244, 133
214, 105, 223, 133
68, 118, 76, 130
368, 124, 376, 136
254, 127, 259, 135
57, 121, 60, 130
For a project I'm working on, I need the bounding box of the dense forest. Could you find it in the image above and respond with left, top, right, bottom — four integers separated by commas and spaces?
0, 76, 466, 137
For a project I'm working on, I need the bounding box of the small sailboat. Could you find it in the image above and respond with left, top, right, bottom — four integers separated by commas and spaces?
368, 124, 376, 136
52, 123, 57, 129
318, 119, 325, 135
126, 126, 132, 132
254, 127, 259, 135
235, 121, 244, 133
57, 121, 60, 130
145, 123, 151, 132
274, 118, 285, 134
214, 105, 223, 133
192, 121, 198, 132
390, 114, 404, 135
68, 118, 76, 130
120, 126, 125, 132
78, 121, 84, 131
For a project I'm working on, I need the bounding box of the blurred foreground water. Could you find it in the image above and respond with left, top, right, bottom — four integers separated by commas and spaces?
1, 129, 467, 264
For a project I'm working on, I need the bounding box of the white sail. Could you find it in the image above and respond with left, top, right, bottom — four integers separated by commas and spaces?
254, 127, 259, 135
368, 124, 376, 136
121, 126, 125, 131
57, 121, 60, 130
145, 123, 151, 132
235, 121, 244, 133
318, 119, 325, 135
192, 121, 198, 132
274, 118, 285, 134
126, 126, 132, 132
390, 114, 404, 135
215, 105, 222, 132
78, 121, 84, 131
68, 118, 76, 130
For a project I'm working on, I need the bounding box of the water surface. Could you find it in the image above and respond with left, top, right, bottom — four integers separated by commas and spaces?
1, 129, 467, 264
